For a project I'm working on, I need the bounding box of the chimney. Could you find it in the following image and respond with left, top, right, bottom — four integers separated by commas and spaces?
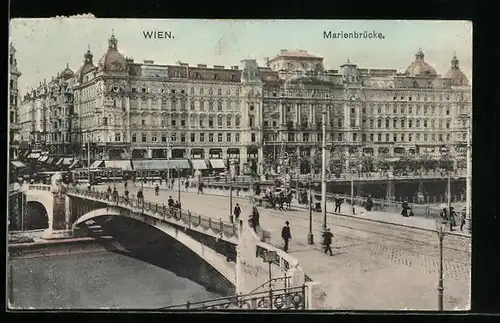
231, 65, 239, 70
213, 65, 225, 69
197, 64, 207, 68
143, 60, 154, 64
280, 49, 287, 53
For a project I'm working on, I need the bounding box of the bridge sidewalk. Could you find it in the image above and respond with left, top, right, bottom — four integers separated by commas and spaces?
127, 182, 470, 237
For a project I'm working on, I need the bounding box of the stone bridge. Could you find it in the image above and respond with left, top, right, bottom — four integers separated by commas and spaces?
18, 184, 325, 309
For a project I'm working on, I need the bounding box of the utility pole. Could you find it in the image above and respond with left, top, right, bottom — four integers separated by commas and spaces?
87, 140, 91, 188
166, 138, 170, 189
307, 175, 314, 244
351, 169, 355, 215
229, 160, 233, 222
466, 118, 472, 233
321, 106, 327, 231
177, 167, 181, 203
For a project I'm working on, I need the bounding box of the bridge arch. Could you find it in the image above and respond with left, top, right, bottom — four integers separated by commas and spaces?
73, 207, 236, 286
24, 189, 54, 236
25, 201, 49, 230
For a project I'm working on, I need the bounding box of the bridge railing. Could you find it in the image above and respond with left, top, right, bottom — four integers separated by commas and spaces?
159, 284, 306, 310
66, 187, 239, 240
27, 184, 52, 192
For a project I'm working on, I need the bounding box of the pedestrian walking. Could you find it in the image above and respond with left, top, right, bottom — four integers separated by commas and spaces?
365, 195, 373, 212
460, 207, 466, 231
124, 189, 129, 201
168, 196, 174, 207
185, 179, 189, 192
334, 195, 342, 213
106, 185, 112, 200
449, 206, 457, 231
137, 189, 144, 205
112, 187, 118, 202
322, 228, 334, 256
124, 181, 128, 190
155, 184, 159, 196
281, 221, 292, 252
401, 200, 410, 217
233, 203, 241, 222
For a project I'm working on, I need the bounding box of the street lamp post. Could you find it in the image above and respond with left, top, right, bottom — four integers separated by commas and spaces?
350, 168, 355, 215
87, 140, 91, 188
321, 106, 327, 231
229, 159, 234, 222
435, 220, 447, 311
166, 137, 170, 189
307, 175, 314, 244
177, 167, 181, 203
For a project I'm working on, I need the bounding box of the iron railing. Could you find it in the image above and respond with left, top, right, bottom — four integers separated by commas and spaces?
248, 276, 291, 294
159, 284, 306, 310
65, 187, 239, 240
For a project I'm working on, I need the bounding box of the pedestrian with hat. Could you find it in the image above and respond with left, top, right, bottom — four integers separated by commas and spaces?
322, 228, 334, 256
281, 221, 292, 252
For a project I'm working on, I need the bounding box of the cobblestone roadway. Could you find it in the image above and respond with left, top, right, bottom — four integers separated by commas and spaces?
86, 183, 471, 310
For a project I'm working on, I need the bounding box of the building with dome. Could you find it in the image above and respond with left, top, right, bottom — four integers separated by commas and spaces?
18, 63, 75, 157
20, 34, 471, 175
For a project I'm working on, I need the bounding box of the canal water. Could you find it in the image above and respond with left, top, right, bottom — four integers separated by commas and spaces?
10, 250, 222, 309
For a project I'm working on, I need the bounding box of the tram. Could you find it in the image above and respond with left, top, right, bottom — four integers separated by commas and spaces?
71, 168, 103, 185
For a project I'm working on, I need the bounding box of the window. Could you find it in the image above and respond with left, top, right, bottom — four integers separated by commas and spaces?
209, 102, 214, 111
171, 89, 176, 94
209, 133, 214, 142
171, 132, 177, 142
400, 120, 404, 128
181, 118, 186, 127
190, 102, 195, 110
235, 115, 240, 126
181, 133, 186, 142
162, 133, 167, 142
200, 88, 204, 95
190, 88, 195, 95
416, 133, 420, 141
249, 116, 254, 127
409, 120, 413, 128
209, 116, 214, 127
432, 134, 436, 141
338, 119, 342, 127
431, 120, 435, 128
152, 133, 157, 142
302, 133, 309, 142
171, 100, 177, 110
172, 119, 176, 126
209, 88, 213, 95
371, 120, 375, 128
424, 134, 428, 141
226, 133, 231, 142
218, 102, 223, 111
386, 134, 390, 142
250, 105, 255, 111
446, 134, 451, 141
377, 133, 382, 142
393, 107, 397, 113
401, 134, 405, 142
199, 118, 204, 127
353, 133, 357, 142
264, 121, 269, 127
439, 134, 443, 142
393, 119, 397, 128
393, 134, 397, 142
370, 134, 374, 142
378, 106, 381, 113
416, 119, 420, 128
446, 108, 450, 115
338, 133, 343, 141
200, 101, 204, 111
408, 134, 412, 142
385, 119, 389, 128
409, 107, 413, 114
351, 108, 355, 114
424, 107, 428, 114
217, 89, 222, 95
115, 133, 121, 142
103, 117, 108, 126
362, 134, 367, 142
227, 116, 232, 127
251, 133, 256, 142
142, 132, 147, 142
401, 106, 405, 113
235, 133, 240, 142
132, 133, 137, 142
190, 133, 195, 142
200, 133, 205, 142
424, 120, 428, 128
218, 115, 223, 126
432, 107, 435, 114
288, 133, 294, 141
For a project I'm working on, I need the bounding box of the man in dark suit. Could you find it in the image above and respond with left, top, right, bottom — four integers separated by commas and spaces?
281, 221, 292, 252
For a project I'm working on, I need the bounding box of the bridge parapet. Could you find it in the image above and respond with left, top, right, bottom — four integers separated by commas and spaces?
66, 187, 239, 242
25, 184, 52, 192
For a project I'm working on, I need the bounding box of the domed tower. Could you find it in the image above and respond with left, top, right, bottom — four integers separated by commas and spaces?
98, 32, 127, 72
405, 49, 437, 77
59, 63, 75, 80
77, 46, 96, 83
445, 54, 469, 86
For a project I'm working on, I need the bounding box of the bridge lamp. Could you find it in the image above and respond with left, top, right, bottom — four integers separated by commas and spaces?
307, 176, 314, 245
435, 219, 448, 311
262, 250, 278, 307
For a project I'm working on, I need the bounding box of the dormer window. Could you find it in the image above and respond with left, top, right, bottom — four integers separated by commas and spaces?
142, 88, 146, 93
171, 89, 175, 94
214, 73, 219, 80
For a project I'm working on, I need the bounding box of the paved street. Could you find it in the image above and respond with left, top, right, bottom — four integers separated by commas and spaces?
85, 182, 471, 310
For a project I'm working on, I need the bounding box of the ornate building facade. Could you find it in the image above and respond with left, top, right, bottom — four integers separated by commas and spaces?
9, 43, 22, 159
22, 32, 471, 175
19, 67, 76, 156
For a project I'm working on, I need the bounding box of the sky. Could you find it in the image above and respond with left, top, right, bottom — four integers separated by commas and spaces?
10, 19, 472, 94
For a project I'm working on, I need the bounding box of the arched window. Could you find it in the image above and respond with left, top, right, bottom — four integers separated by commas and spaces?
235, 115, 241, 126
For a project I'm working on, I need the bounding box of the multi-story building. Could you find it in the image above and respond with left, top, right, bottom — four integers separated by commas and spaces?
9, 43, 22, 159
28, 32, 471, 175
19, 67, 76, 156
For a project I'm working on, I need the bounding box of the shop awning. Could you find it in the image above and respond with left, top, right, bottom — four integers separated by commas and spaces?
90, 160, 105, 169
10, 161, 26, 168
69, 160, 83, 169
55, 158, 64, 165
38, 156, 49, 162
132, 159, 191, 170
104, 160, 133, 170
209, 159, 226, 169
19, 141, 30, 150
62, 158, 73, 165
46, 157, 54, 164
28, 152, 41, 159
192, 159, 208, 170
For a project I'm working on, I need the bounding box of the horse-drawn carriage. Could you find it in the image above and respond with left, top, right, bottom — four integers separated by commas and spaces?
257, 188, 295, 211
